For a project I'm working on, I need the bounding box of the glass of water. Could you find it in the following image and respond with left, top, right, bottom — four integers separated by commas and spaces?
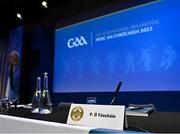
86, 97, 97, 104
0, 97, 9, 113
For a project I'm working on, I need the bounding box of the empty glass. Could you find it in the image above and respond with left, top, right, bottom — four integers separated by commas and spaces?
0, 97, 9, 113
86, 97, 97, 104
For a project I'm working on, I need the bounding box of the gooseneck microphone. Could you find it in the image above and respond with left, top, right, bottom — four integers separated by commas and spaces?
110, 81, 122, 105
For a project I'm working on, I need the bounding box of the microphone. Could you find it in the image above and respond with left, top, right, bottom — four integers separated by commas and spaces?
110, 81, 122, 105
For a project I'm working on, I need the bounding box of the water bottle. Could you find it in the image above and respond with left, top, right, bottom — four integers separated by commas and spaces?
31, 77, 41, 113
39, 72, 52, 114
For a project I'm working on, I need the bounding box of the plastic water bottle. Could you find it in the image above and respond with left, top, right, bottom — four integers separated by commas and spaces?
31, 77, 41, 113
39, 72, 52, 114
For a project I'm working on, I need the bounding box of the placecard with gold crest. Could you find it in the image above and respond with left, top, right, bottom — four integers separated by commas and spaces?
67, 104, 127, 130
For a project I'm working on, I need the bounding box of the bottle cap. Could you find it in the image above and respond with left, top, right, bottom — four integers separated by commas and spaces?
44, 72, 48, 77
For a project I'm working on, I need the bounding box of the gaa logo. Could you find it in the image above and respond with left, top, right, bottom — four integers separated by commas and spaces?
70, 106, 84, 121
67, 36, 88, 48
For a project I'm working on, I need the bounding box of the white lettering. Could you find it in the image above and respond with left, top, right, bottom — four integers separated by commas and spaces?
67, 36, 88, 48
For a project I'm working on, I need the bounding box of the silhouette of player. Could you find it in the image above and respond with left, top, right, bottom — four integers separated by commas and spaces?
160, 45, 177, 70
126, 52, 135, 74
139, 45, 156, 71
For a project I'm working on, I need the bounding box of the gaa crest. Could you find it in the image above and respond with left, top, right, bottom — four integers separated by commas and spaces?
70, 106, 84, 121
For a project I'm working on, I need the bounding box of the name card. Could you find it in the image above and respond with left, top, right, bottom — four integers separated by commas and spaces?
67, 104, 126, 130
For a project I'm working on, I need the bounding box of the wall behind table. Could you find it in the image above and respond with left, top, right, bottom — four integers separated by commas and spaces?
20, 20, 54, 103
19, 0, 180, 112
52, 0, 180, 111
7, 26, 23, 101
19, 0, 148, 104
0, 26, 23, 99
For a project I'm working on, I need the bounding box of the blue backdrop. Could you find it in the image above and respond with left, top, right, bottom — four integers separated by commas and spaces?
54, 0, 180, 93
6, 26, 23, 101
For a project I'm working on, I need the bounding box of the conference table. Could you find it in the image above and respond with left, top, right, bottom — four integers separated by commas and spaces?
0, 106, 180, 133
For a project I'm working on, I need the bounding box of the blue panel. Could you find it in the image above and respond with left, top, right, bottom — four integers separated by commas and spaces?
54, 0, 180, 93
6, 26, 23, 101
89, 128, 145, 133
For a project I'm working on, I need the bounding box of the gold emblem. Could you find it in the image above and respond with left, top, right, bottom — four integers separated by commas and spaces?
71, 106, 84, 121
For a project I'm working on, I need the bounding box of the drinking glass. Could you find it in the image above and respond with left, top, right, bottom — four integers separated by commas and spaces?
0, 97, 9, 113
86, 97, 97, 104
